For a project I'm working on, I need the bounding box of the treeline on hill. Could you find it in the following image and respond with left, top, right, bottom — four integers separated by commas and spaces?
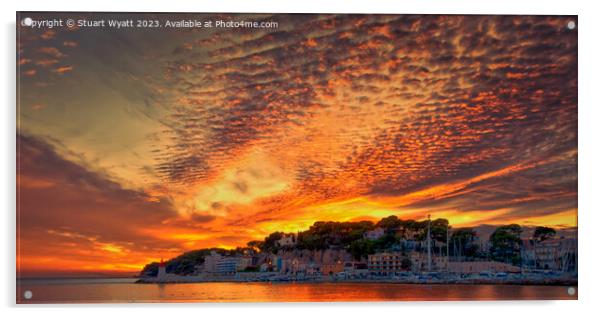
139, 248, 245, 277
140, 215, 557, 276
256, 216, 451, 259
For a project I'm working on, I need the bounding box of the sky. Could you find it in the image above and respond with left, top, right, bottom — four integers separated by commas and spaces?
17, 13, 577, 276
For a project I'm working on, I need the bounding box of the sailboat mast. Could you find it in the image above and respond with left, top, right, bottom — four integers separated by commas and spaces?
446, 223, 449, 272
427, 214, 431, 272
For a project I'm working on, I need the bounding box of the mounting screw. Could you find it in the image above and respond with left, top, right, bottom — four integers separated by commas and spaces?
567, 21, 576, 30
23, 290, 33, 300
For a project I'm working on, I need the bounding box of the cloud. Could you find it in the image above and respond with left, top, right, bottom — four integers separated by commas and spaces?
35, 58, 59, 67
40, 30, 56, 40
52, 65, 73, 74
17, 133, 184, 274
22, 69, 36, 76
152, 14, 576, 232
63, 40, 78, 47
38, 46, 66, 58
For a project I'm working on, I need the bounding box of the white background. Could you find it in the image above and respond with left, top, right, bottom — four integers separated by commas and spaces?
2, 0, 601, 314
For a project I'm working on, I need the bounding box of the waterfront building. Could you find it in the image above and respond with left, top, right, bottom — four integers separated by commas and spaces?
557, 238, 577, 272
533, 238, 577, 271
289, 260, 308, 275
475, 237, 491, 255
280, 258, 306, 274
433, 255, 447, 269
202, 251, 222, 274
306, 262, 320, 275
322, 261, 344, 276
409, 253, 447, 272
368, 252, 406, 275
270, 255, 283, 271
521, 239, 537, 269
290, 258, 300, 274
343, 261, 369, 277
216, 257, 241, 275
259, 262, 269, 272
237, 256, 253, 271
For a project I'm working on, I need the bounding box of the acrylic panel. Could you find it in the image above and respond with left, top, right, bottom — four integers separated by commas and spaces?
16, 12, 578, 303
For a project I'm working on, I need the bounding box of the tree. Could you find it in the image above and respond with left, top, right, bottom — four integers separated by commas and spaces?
261, 232, 285, 254
373, 233, 398, 251
451, 228, 477, 257
377, 215, 402, 233
247, 240, 263, 252
533, 226, 556, 242
401, 257, 413, 270
139, 248, 231, 276
430, 218, 449, 243
349, 239, 375, 260
297, 220, 374, 250
489, 224, 523, 265
297, 231, 324, 250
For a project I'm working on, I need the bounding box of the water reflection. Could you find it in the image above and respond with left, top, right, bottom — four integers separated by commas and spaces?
17, 279, 577, 303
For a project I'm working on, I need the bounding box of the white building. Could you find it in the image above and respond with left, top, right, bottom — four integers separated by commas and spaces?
236, 256, 253, 271
364, 227, 385, 240
203, 251, 222, 274
157, 259, 167, 281
276, 234, 297, 247
216, 257, 241, 274
534, 238, 577, 271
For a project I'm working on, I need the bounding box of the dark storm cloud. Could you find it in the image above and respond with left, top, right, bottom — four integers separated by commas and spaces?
17, 133, 184, 256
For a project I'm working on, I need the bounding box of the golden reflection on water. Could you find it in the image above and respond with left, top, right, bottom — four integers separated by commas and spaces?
17, 280, 577, 303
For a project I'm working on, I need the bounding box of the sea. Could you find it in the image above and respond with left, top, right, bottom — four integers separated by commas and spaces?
16, 278, 577, 303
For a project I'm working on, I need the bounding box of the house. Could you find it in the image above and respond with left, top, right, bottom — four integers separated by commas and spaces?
521, 239, 537, 268
344, 261, 369, 278
306, 262, 320, 275
534, 238, 577, 271
276, 233, 297, 247
364, 227, 385, 240
400, 239, 421, 251
216, 257, 242, 275
259, 263, 269, 272
236, 256, 254, 271
409, 253, 447, 272
321, 261, 345, 276
368, 252, 407, 275
202, 251, 222, 274
279, 258, 297, 274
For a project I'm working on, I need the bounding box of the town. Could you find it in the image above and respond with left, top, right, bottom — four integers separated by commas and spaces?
138, 215, 577, 285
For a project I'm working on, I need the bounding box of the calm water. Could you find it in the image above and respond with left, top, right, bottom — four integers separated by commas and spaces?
17, 278, 577, 303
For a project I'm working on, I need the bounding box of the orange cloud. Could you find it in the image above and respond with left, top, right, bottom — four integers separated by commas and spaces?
22, 69, 36, 76
39, 46, 66, 58
35, 58, 59, 67
53, 65, 73, 74
40, 30, 56, 40
63, 40, 78, 47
